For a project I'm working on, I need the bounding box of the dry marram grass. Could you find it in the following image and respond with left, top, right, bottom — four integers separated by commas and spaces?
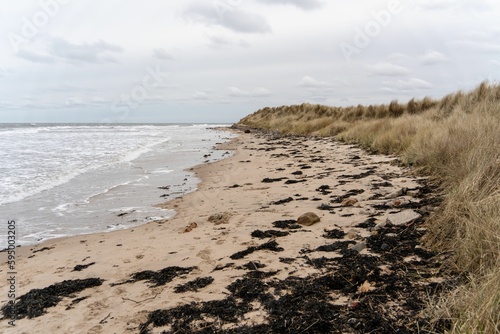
238, 82, 500, 333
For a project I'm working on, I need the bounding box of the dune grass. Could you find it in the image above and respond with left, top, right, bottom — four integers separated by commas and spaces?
238, 82, 500, 333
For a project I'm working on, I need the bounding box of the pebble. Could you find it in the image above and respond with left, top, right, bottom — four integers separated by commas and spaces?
351, 241, 366, 252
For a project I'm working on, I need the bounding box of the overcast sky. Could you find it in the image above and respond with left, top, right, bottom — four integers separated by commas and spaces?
1, 0, 499, 123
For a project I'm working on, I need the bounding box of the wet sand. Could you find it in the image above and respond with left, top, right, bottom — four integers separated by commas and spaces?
0, 128, 451, 333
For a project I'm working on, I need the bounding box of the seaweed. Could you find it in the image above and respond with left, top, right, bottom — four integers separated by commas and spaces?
72, 262, 96, 272
271, 220, 302, 230
250, 230, 289, 239
174, 277, 214, 293
230, 241, 284, 260
112, 266, 196, 287
322, 228, 346, 239
1, 278, 103, 319
270, 197, 293, 205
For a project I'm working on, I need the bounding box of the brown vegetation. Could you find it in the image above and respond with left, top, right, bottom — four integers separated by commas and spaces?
238, 82, 500, 333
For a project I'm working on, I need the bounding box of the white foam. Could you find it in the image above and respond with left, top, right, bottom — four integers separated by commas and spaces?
149, 168, 174, 174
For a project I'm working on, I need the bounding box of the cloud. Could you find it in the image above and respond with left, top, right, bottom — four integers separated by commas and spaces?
184, 4, 271, 33
50, 38, 123, 64
299, 76, 333, 88
16, 37, 124, 65
228, 86, 271, 97
192, 91, 212, 100
382, 78, 433, 92
255, 0, 324, 10
152, 48, 174, 60
367, 62, 410, 76
421, 50, 449, 65
17, 49, 55, 64
42, 83, 98, 93
65, 97, 86, 107
207, 35, 250, 49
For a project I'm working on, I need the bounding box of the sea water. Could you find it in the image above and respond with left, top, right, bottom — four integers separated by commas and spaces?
0, 124, 234, 248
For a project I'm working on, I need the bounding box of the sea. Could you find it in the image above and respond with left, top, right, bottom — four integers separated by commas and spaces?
0, 123, 235, 249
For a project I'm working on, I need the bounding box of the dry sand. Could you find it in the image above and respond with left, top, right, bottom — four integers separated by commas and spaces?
0, 129, 447, 333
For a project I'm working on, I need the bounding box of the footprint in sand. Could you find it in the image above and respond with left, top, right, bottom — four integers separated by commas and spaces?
87, 325, 103, 334
196, 248, 215, 264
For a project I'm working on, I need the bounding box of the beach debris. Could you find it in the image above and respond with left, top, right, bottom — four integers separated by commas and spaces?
270, 197, 293, 205
180, 222, 198, 233
315, 241, 355, 253
262, 177, 287, 183
230, 240, 284, 260
297, 212, 320, 226
32, 246, 54, 253
386, 209, 421, 226
330, 189, 364, 203
341, 198, 359, 206
338, 170, 375, 179
111, 266, 196, 287
317, 203, 336, 211
316, 184, 332, 195
139, 297, 249, 334
208, 212, 231, 225
284, 179, 307, 184
72, 262, 96, 272
174, 277, 214, 293
236, 261, 266, 270
212, 263, 234, 272
371, 181, 393, 188
322, 228, 346, 239
65, 296, 89, 310
357, 280, 375, 293
1, 278, 103, 319
251, 229, 289, 239
272, 219, 302, 229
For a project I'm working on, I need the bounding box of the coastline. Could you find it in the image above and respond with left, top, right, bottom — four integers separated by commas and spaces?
1, 128, 448, 333
0, 124, 235, 249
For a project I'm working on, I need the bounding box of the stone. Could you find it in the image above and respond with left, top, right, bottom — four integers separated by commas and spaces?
341, 198, 358, 206
346, 229, 358, 239
386, 187, 408, 199
407, 190, 420, 197
351, 241, 366, 252
297, 212, 320, 226
386, 209, 421, 226
208, 212, 231, 225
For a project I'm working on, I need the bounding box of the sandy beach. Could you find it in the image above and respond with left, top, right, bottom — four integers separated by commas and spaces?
0, 128, 448, 333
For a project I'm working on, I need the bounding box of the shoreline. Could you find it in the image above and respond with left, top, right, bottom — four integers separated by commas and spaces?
1, 128, 449, 333
0, 124, 234, 250
0, 127, 235, 252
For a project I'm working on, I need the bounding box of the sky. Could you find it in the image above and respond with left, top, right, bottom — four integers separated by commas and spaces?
0, 0, 499, 123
